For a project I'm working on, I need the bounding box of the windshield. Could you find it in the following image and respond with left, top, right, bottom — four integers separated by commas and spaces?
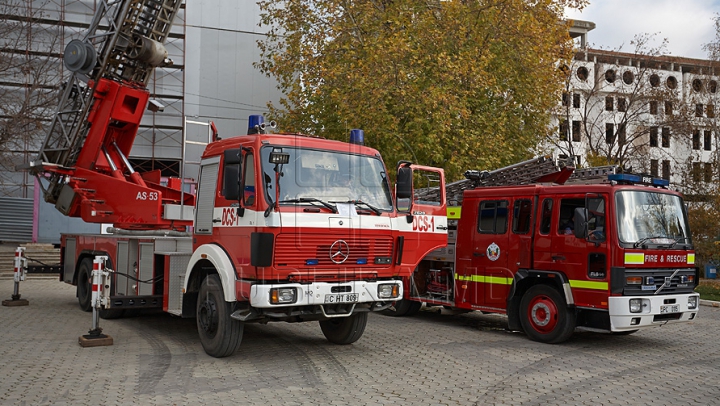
615, 190, 691, 244
261, 146, 393, 211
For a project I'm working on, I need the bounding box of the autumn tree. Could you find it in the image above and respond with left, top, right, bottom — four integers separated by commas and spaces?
256, 0, 586, 181
0, 0, 62, 197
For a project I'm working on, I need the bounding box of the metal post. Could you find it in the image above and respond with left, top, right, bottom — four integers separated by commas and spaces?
78, 255, 113, 347
3, 247, 29, 306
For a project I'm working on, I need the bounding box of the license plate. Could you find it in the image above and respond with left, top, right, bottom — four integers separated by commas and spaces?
660, 304, 679, 314
324, 293, 358, 303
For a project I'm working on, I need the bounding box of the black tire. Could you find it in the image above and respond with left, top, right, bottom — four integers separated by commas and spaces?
99, 308, 125, 319
519, 284, 576, 344
76, 258, 93, 312
197, 274, 243, 358
381, 299, 422, 317
405, 300, 422, 316
319, 312, 368, 344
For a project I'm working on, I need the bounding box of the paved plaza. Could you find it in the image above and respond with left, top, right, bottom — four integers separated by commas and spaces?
1, 277, 719, 405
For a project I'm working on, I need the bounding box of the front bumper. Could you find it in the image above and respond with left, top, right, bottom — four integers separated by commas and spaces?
249, 280, 402, 308
608, 293, 699, 332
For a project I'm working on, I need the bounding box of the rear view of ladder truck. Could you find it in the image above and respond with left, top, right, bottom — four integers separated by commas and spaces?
386, 157, 699, 344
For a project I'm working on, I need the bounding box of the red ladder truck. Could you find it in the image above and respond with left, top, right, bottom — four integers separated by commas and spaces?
386, 157, 699, 343
24, 0, 447, 357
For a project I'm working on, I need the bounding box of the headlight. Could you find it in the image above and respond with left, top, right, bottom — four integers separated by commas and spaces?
270, 288, 297, 304
629, 298, 643, 313
626, 276, 642, 285
688, 296, 698, 310
378, 283, 399, 299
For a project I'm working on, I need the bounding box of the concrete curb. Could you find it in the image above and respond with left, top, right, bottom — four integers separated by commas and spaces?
700, 299, 720, 307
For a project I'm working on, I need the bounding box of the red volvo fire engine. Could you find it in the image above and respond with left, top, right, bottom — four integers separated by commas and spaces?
25, 0, 447, 357
386, 158, 699, 343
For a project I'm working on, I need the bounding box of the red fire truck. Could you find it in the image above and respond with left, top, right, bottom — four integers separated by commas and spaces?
25, 0, 447, 357
386, 157, 699, 343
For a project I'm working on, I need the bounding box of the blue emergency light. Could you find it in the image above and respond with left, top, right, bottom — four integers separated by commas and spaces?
608, 173, 669, 187
350, 129, 364, 145
248, 115, 264, 135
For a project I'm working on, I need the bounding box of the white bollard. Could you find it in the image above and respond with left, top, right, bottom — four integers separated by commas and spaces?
3, 247, 29, 306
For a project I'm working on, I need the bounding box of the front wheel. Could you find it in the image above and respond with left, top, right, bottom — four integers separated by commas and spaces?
320, 312, 368, 344
197, 274, 244, 358
519, 284, 576, 344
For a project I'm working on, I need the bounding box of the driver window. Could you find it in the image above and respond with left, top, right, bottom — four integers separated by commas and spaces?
244, 153, 255, 206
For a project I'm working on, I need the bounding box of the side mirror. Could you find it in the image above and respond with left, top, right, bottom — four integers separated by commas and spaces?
396, 167, 412, 199
573, 207, 587, 239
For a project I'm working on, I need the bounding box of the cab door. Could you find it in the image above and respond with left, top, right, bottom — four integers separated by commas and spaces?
469, 199, 511, 308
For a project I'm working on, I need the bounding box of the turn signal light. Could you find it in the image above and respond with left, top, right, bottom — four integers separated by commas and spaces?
626, 276, 642, 285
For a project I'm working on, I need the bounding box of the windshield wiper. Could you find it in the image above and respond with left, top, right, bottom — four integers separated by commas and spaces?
331, 200, 382, 215
633, 236, 676, 248
279, 198, 337, 213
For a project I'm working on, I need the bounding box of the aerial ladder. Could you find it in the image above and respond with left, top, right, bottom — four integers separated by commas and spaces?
24, 0, 188, 230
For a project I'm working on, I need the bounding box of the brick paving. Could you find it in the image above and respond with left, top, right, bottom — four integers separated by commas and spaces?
1, 277, 719, 405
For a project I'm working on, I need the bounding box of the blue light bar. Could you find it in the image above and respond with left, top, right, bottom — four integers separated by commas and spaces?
349, 129, 364, 145
608, 173, 669, 187
356, 258, 368, 265
306, 259, 319, 265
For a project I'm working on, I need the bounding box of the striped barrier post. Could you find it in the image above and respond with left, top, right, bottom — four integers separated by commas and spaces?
3, 247, 29, 306
79, 255, 113, 347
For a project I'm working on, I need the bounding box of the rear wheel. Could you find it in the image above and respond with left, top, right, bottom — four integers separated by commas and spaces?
320, 312, 368, 344
519, 284, 575, 344
76, 258, 92, 312
197, 274, 243, 358
381, 300, 422, 317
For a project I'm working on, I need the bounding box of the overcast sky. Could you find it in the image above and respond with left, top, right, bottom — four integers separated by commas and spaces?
564, 0, 720, 59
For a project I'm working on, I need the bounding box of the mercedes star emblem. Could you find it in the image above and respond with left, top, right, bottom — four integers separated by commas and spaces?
329, 240, 350, 264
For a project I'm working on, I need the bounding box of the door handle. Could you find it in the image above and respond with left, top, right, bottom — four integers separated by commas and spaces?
473, 252, 486, 257
551, 255, 566, 261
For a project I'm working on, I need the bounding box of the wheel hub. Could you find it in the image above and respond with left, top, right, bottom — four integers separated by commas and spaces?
198, 298, 218, 334
531, 303, 551, 327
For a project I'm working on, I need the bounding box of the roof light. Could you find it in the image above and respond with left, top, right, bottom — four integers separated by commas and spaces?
248, 115, 264, 135
349, 129, 364, 145
608, 173, 669, 187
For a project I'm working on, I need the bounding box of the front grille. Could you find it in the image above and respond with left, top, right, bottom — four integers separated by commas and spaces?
623, 268, 696, 295
274, 233, 393, 268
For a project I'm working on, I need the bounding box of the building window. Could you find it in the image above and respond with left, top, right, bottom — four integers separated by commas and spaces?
649, 74, 660, 87
576, 66, 589, 81
710, 80, 718, 93
559, 120, 568, 141
649, 127, 658, 147
649, 100, 658, 115
705, 163, 713, 183
692, 163, 703, 183
696, 104, 704, 117
708, 104, 715, 118
665, 101, 673, 115
605, 96, 614, 111
693, 130, 701, 150
606, 123, 615, 144
693, 79, 704, 92
705, 130, 712, 151
667, 76, 678, 89
650, 159, 659, 176
572, 120, 581, 142
662, 128, 670, 148
618, 98, 627, 112
623, 70, 635, 85
562, 92, 570, 107
618, 123, 626, 145
605, 69, 617, 83
662, 160, 670, 180
572, 93, 581, 109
